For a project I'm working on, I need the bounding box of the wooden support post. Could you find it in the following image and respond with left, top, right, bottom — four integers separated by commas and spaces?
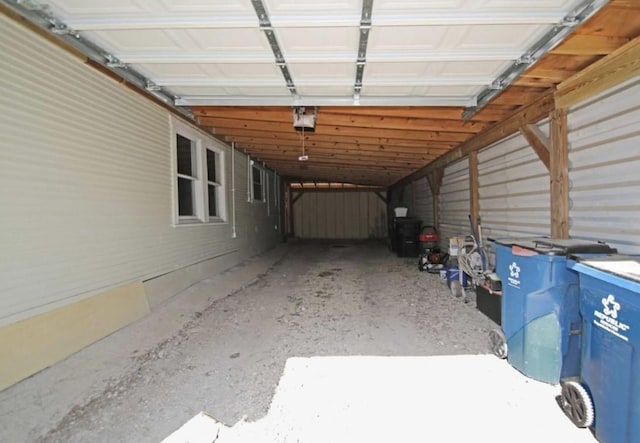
520, 124, 551, 171
550, 108, 569, 239
287, 182, 294, 237
411, 180, 417, 217
469, 151, 480, 233
427, 168, 444, 230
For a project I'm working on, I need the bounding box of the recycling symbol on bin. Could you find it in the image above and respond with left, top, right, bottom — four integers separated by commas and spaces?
602, 294, 621, 319
509, 262, 521, 279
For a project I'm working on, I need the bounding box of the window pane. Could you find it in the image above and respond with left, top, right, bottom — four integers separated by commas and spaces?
177, 134, 194, 176
208, 184, 217, 217
252, 166, 263, 200
253, 182, 263, 201
206, 150, 217, 183
177, 177, 194, 216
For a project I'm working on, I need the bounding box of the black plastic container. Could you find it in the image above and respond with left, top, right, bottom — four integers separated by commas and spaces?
476, 285, 501, 325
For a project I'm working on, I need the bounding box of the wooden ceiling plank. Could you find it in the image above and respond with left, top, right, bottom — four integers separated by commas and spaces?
219, 130, 455, 150
556, 35, 640, 108
247, 150, 427, 165
315, 113, 486, 134
394, 91, 555, 187
252, 157, 416, 171
551, 35, 631, 55
196, 107, 486, 133
200, 117, 473, 142
238, 147, 437, 165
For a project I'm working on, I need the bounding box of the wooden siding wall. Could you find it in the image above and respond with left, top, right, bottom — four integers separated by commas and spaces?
293, 191, 387, 239
0, 15, 281, 328
439, 158, 471, 250
568, 77, 640, 254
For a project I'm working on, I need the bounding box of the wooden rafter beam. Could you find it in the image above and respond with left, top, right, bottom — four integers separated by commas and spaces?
556, 35, 640, 108
199, 117, 473, 143
193, 105, 511, 122
215, 128, 455, 149
551, 35, 631, 56
248, 155, 419, 170
519, 124, 551, 171
234, 144, 442, 161
394, 91, 555, 187
195, 107, 486, 133
469, 151, 479, 232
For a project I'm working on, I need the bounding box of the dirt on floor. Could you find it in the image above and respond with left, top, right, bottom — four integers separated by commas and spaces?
0, 240, 498, 443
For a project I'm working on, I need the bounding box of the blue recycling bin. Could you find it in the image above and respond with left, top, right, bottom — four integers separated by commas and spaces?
492, 238, 616, 384
564, 256, 640, 443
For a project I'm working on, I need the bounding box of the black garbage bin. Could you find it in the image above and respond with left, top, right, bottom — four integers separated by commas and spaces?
393, 218, 421, 258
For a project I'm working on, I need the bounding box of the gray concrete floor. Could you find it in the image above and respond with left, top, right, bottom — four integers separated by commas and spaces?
0, 241, 595, 442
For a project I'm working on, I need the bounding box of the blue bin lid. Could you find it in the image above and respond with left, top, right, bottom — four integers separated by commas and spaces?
569, 255, 640, 283
492, 237, 617, 256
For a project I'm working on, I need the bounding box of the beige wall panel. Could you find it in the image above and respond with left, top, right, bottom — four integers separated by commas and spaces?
0, 282, 149, 391
292, 191, 387, 239
0, 17, 281, 387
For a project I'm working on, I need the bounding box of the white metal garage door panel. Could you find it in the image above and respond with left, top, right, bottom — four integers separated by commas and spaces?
439, 158, 470, 249
41, 0, 588, 105
478, 126, 550, 241
568, 78, 640, 254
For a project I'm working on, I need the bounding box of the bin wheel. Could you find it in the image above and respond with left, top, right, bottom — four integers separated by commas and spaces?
488, 329, 508, 359
559, 381, 594, 428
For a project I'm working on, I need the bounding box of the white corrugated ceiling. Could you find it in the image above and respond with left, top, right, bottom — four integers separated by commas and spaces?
41, 0, 586, 107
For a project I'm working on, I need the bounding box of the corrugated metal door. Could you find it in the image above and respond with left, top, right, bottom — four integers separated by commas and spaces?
439, 158, 470, 248
293, 191, 387, 239
568, 77, 640, 254
478, 123, 551, 241
412, 177, 434, 227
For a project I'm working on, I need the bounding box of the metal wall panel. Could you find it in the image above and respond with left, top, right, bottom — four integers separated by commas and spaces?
293, 191, 387, 239
412, 177, 434, 227
439, 158, 470, 249
478, 124, 551, 242
568, 77, 640, 254
0, 15, 280, 326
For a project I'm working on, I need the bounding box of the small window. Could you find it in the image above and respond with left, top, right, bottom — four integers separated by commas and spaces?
176, 134, 197, 217
206, 149, 221, 218
252, 165, 264, 202
172, 118, 226, 225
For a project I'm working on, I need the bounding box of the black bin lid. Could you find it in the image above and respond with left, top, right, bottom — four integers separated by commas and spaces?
492, 237, 617, 256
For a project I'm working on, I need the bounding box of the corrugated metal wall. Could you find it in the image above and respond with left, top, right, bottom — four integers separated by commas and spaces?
293, 191, 387, 239
0, 15, 280, 327
412, 177, 434, 227
478, 123, 551, 241
439, 158, 470, 249
568, 77, 640, 254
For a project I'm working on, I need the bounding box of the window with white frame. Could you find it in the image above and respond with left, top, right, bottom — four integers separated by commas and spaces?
251, 163, 265, 203
172, 118, 226, 225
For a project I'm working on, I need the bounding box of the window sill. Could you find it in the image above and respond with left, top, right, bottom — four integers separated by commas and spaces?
173, 219, 228, 228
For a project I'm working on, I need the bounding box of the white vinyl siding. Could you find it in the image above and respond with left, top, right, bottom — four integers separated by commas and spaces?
439, 158, 470, 250
568, 77, 640, 254
478, 122, 551, 241
0, 15, 280, 327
